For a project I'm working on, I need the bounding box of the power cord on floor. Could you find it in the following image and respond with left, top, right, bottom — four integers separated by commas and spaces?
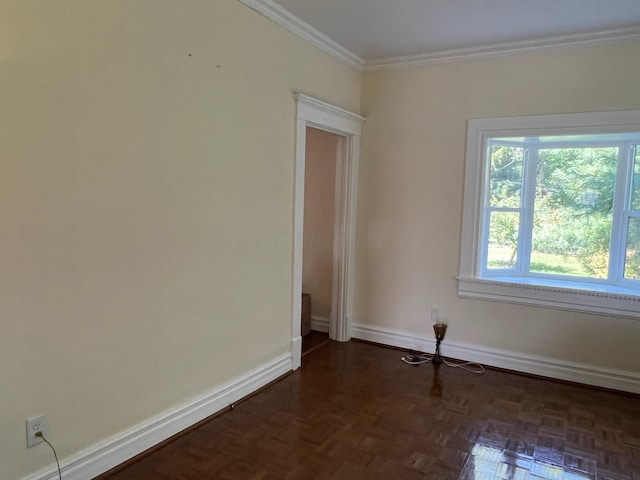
401, 353, 433, 365
401, 352, 485, 374
442, 358, 485, 374
35, 432, 62, 480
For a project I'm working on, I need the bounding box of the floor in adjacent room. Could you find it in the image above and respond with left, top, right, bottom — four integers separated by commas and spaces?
302, 330, 330, 356
97, 339, 640, 479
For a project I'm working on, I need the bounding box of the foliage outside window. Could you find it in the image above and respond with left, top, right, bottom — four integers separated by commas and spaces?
459, 111, 640, 319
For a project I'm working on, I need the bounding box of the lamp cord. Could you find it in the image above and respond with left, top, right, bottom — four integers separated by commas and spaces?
401, 353, 485, 374
442, 357, 485, 374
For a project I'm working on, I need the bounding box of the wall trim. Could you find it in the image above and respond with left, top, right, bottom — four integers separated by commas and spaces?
22, 353, 293, 480
364, 26, 640, 71
458, 276, 640, 320
237, 0, 364, 70
235, 1, 640, 72
351, 322, 640, 394
310, 315, 330, 333
291, 336, 302, 370
459, 110, 640, 321
293, 94, 364, 350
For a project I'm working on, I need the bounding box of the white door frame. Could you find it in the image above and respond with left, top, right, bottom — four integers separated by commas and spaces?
291, 94, 364, 370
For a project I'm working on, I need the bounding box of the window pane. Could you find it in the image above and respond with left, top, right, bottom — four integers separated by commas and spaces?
489, 145, 523, 207
531, 147, 617, 279
625, 218, 640, 281
487, 211, 519, 269
632, 146, 640, 211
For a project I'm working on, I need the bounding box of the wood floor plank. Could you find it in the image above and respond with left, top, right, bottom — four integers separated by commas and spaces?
96, 340, 640, 479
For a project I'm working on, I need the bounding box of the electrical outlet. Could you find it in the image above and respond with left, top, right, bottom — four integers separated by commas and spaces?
26, 414, 48, 448
430, 307, 440, 322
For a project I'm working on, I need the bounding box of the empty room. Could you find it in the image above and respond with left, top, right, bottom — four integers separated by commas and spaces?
2, 1, 640, 479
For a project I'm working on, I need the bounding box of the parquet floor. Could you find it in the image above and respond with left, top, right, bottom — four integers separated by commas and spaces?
97, 339, 640, 479
302, 331, 330, 356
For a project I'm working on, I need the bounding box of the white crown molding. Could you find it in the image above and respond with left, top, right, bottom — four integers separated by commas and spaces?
364, 26, 640, 71
22, 353, 293, 480
351, 322, 640, 394
237, 1, 640, 72
237, 0, 364, 71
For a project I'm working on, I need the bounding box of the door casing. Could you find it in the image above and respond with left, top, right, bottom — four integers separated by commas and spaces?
291, 94, 364, 369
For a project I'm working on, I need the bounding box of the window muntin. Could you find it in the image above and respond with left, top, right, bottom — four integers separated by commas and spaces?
480, 135, 638, 289
624, 146, 640, 281
630, 146, 640, 210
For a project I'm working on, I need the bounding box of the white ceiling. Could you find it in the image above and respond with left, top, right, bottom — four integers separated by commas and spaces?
271, 0, 640, 63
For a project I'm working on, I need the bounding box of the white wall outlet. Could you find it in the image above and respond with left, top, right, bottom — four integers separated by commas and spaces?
430, 307, 440, 322
26, 414, 48, 448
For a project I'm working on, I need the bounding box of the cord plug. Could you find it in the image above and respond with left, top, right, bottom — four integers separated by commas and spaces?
32, 431, 62, 479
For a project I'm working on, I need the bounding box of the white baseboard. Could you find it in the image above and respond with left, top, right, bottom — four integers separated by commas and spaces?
351, 322, 640, 395
23, 353, 293, 480
310, 315, 330, 333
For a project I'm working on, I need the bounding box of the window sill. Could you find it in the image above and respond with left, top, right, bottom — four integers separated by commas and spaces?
457, 276, 640, 319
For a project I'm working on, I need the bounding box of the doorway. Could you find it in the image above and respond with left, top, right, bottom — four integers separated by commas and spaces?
291, 94, 364, 370
301, 127, 340, 355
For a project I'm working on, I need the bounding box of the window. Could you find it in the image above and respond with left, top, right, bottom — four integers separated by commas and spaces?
459, 111, 640, 319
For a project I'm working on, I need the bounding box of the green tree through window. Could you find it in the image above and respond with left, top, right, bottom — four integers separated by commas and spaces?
460, 111, 640, 318
483, 135, 639, 288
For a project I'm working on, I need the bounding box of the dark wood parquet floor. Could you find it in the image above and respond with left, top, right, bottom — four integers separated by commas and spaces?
97, 338, 640, 480
302, 331, 330, 356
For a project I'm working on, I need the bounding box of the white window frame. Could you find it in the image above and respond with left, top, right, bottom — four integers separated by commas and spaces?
459, 110, 640, 319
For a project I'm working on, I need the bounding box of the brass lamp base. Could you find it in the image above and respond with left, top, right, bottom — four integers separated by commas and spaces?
432, 323, 447, 364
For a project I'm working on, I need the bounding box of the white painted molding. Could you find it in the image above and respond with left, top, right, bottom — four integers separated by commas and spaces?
295, 94, 365, 136
352, 323, 436, 352
310, 315, 330, 333
293, 94, 364, 351
238, 0, 640, 72
237, 0, 364, 70
291, 336, 302, 370
22, 353, 293, 480
458, 276, 640, 319
351, 322, 640, 394
364, 26, 640, 71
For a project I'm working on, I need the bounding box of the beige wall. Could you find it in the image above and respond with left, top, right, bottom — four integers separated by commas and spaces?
0, 1, 360, 478
357, 42, 640, 373
302, 127, 338, 319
